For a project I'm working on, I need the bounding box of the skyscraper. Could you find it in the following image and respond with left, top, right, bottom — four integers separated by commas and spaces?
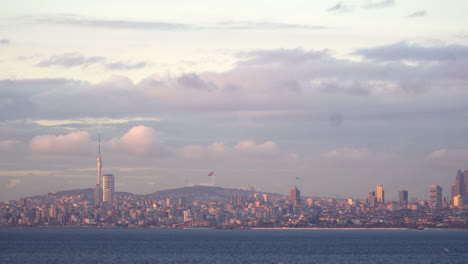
399, 190, 408, 204
464, 170, 468, 194
453, 170, 466, 197
289, 187, 301, 206
429, 185, 442, 208
93, 132, 103, 205
367, 191, 377, 207
102, 174, 114, 204
376, 184, 385, 204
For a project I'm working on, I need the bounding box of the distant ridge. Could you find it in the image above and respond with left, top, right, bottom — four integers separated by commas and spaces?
145, 185, 260, 202
19, 185, 281, 203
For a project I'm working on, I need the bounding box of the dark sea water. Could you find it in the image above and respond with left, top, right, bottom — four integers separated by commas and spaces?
1, 228, 467, 264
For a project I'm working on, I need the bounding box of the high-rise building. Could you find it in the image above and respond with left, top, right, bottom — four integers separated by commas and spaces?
376, 184, 385, 204
289, 187, 301, 206
367, 191, 377, 207
453, 170, 466, 197
429, 185, 442, 208
464, 170, 468, 194
399, 190, 408, 204
102, 174, 114, 204
94, 132, 103, 205
453, 195, 464, 208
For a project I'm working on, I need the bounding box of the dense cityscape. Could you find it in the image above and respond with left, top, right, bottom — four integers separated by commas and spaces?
1, 136, 467, 229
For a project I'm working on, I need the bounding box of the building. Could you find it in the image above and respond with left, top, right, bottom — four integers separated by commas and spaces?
376, 184, 385, 204
367, 191, 376, 207
399, 190, 408, 204
429, 185, 442, 208
453, 170, 466, 198
102, 174, 115, 204
289, 187, 301, 206
453, 195, 464, 208
94, 132, 103, 205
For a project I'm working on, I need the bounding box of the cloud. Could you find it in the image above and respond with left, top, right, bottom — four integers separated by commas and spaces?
4, 44, 468, 125
362, 0, 395, 9
326, 2, 350, 13
34, 15, 194, 31
322, 148, 392, 161
30, 14, 325, 31
177, 73, 216, 90
0, 39, 10, 45
408, 10, 427, 18
426, 149, 468, 163
109, 126, 166, 157
237, 48, 328, 66
37, 53, 105, 67
105, 61, 148, 70
5, 179, 21, 189
215, 21, 326, 30
179, 140, 282, 161
36, 53, 149, 70
234, 140, 279, 157
323, 148, 372, 159
0, 140, 20, 151
355, 42, 468, 61
29, 131, 92, 155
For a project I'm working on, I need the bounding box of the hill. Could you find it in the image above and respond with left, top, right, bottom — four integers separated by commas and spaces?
143, 185, 260, 202
20, 185, 282, 203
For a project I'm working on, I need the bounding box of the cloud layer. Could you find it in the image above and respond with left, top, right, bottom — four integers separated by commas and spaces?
36, 53, 148, 70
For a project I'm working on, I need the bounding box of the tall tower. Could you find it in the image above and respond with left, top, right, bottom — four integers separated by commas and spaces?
93, 132, 103, 205
97, 132, 102, 185
429, 185, 442, 208
102, 174, 115, 204
376, 184, 385, 204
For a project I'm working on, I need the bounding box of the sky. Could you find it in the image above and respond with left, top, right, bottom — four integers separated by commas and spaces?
1, 0, 468, 202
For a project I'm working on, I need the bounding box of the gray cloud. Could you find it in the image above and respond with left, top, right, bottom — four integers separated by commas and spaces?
408, 10, 427, 17
237, 48, 328, 66
215, 21, 326, 30
363, 0, 395, 9
326, 2, 350, 13
177, 74, 216, 91
36, 53, 149, 70
2, 44, 468, 123
30, 15, 326, 31
37, 53, 105, 67
34, 15, 194, 31
355, 42, 468, 61
0, 39, 10, 45
106, 61, 148, 70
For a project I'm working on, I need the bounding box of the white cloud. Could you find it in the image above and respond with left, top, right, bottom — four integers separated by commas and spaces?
5, 179, 21, 189
109, 125, 166, 156
322, 148, 392, 161
179, 140, 283, 161
427, 149, 468, 163
29, 131, 92, 155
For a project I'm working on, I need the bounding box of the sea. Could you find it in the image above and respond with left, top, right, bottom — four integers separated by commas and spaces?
1, 228, 467, 264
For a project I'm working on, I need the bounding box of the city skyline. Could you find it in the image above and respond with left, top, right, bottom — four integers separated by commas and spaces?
1, 1, 468, 201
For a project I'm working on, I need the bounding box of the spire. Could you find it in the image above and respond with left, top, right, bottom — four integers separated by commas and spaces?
98, 130, 101, 156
